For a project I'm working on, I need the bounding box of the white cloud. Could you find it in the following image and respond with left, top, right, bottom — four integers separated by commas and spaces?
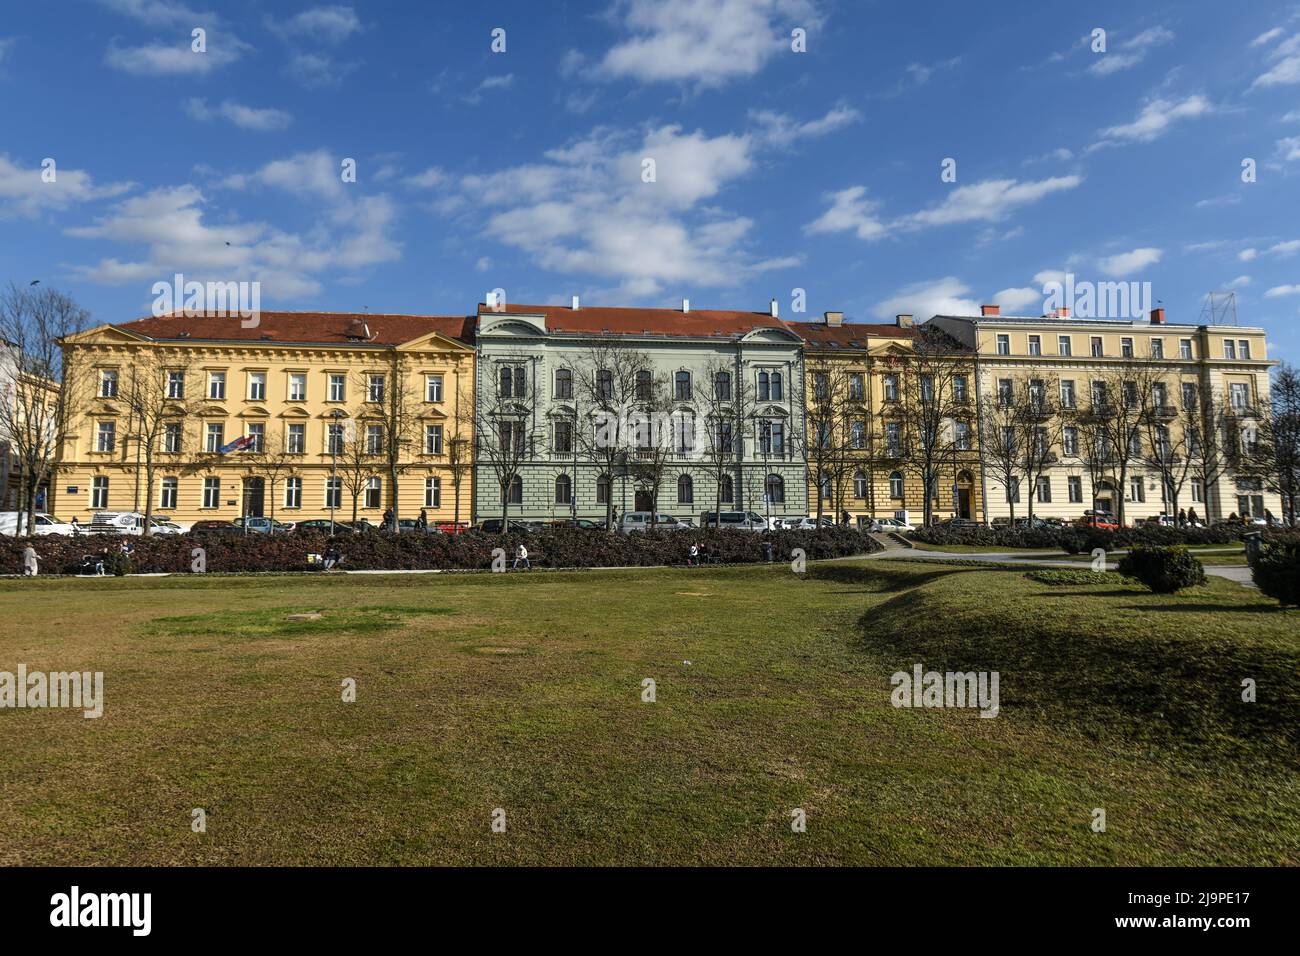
105, 31, 247, 75
1239, 248, 1258, 261
992, 286, 1041, 312
285, 51, 358, 88
1282, 109, 1300, 123
0, 154, 133, 218
1276, 135, 1300, 162
268, 5, 363, 44
1096, 94, 1213, 145
597, 0, 819, 87
803, 186, 886, 240
750, 104, 861, 148
450, 123, 790, 297
1250, 31, 1300, 89
95, 0, 207, 26
1251, 27, 1285, 47
404, 167, 446, 189
1088, 25, 1174, 76
1264, 285, 1300, 297
1225, 275, 1252, 289
871, 276, 980, 321
1098, 247, 1163, 277
902, 176, 1083, 228
1268, 239, 1300, 256
475, 257, 493, 273
463, 73, 515, 104
184, 98, 292, 131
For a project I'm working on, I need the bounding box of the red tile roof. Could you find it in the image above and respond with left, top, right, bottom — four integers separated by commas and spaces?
115, 311, 476, 347
479, 302, 795, 339
786, 321, 916, 348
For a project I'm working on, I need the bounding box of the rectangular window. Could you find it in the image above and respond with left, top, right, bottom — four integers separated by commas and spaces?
884, 374, 899, 402
202, 477, 220, 509
325, 477, 342, 509
425, 424, 444, 455
1028, 335, 1041, 356
1006, 479, 1020, 504
1058, 335, 1072, 357
1150, 338, 1164, 359
91, 476, 109, 509
164, 422, 182, 453
553, 420, 572, 454
759, 421, 784, 455
1179, 339, 1193, 360
1121, 338, 1133, 358
368, 374, 386, 403
849, 374, 865, 401
327, 423, 345, 455
168, 370, 185, 399
1060, 380, 1076, 408
1068, 476, 1083, 503
1224, 340, 1236, 360
954, 422, 971, 450
364, 477, 382, 509
425, 477, 441, 509
1090, 336, 1104, 358
99, 369, 118, 398
1182, 381, 1197, 409
366, 424, 384, 455
160, 477, 178, 510
1191, 479, 1203, 503
426, 375, 444, 402
1091, 380, 1106, 407
248, 372, 266, 401
953, 376, 968, 403
997, 378, 1013, 407
287, 423, 305, 454
1229, 383, 1249, 409
1063, 427, 1078, 456
1036, 476, 1052, 503
206, 423, 224, 453
246, 422, 265, 453
996, 334, 1010, 355
674, 371, 691, 401
288, 373, 307, 402
1129, 476, 1145, 503
96, 421, 116, 452
1238, 340, 1251, 360
328, 374, 346, 402
208, 371, 226, 400
284, 477, 302, 509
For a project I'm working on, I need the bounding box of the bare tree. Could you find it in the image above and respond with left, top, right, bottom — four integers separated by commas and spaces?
1137, 369, 1194, 521
801, 357, 856, 525
1072, 365, 1161, 525
1259, 363, 1300, 525
335, 417, 376, 525
0, 283, 91, 534
247, 430, 297, 528
356, 353, 422, 531
979, 383, 1022, 523
572, 342, 652, 530
1013, 375, 1065, 525
115, 349, 199, 535
1179, 381, 1233, 523
476, 352, 542, 528
627, 368, 677, 528
696, 357, 755, 528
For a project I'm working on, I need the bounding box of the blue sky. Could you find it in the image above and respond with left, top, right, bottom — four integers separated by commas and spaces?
2, 0, 1300, 362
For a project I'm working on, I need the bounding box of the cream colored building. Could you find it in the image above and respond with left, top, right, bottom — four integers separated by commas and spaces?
930, 306, 1280, 524
55, 312, 475, 527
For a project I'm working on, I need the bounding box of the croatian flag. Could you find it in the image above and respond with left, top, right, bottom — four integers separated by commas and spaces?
219, 435, 256, 455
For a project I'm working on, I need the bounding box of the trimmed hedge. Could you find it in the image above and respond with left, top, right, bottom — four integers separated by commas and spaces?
0, 526, 880, 576
1250, 538, 1300, 607
908, 523, 1253, 554
1117, 546, 1207, 594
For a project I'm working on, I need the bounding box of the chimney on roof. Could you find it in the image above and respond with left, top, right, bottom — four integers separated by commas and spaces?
682, 298, 690, 314
769, 298, 779, 318
980, 304, 1000, 317
896, 313, 914, 328
1150, 307, 1165, 325
824, 311, 844, 327
571, 295, 580, 311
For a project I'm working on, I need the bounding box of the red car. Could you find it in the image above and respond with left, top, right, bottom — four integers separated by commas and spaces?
434, 522, 469, 534
1076, 511, 1119, 531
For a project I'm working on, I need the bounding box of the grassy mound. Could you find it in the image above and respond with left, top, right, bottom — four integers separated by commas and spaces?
839, 563, 1299, 764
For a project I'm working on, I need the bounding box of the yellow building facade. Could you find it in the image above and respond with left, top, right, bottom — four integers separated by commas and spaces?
55, 311, 475, 528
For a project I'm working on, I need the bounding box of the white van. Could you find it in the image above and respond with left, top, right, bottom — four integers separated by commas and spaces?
0, 512, 76, 536
619, 511, 692, 533
699, 511, 769, 531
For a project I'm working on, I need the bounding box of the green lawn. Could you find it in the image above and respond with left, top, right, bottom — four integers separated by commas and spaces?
0, 560, 1295, 866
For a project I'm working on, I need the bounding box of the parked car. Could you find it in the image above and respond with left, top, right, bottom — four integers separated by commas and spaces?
700, 510, 769, 531
781, 515, 836, 531
293, 519, 354, 534
550, 518, 604, 530
869, 516, 915, 533
88, 511, 149, 535
188, 519, 240, 536
1076, 510, 1119, 531
619, 511, 692, 533
0, 512, 75, 536
148, 517, 185, 535
231, 516, 293, 534
434, 522, 469, 534
476, 519, 534, 534
937, 517, 981, 529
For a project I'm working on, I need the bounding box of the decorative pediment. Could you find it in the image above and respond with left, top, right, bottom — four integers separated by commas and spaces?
739, 326, 802, 345
60, 323, 152, 346
199, 404, 230, 417
278, 406, 311, 419
478, 312, 548, 338
238, 405, 271, 418
755, 404, 790, 418
395, 330, 474, 353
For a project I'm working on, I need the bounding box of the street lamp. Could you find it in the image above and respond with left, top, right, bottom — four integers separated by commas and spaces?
329, 409, 346, 535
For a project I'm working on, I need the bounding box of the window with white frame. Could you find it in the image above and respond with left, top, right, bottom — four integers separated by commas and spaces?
426, 375, 444, 402
364, 476, 382, 509
91, 476, 109, 509
954, 421, 971, 450
889, 470, 904, 498
1121, 338, 1134, 358
853, 471, 867, 499
328, 374, 346, 402
1190, 479, 1203, 503
284, 477, 302, 509
202, 477, 220, 509
246, 422, 265, 453
850, 421, 866, 449
96, 421, 116, 452
1090, 336, 1104, 357
1229, 383, 1249, 410
1149, 338, 1164, 359
1028, 335, 1041, 356
1036, 476, 1052, 503
1005, 479, 1020, 503
160, 476, 178, 510
99, 369, 118, 398
167, 370, 185, 399
849, 373, 865, 401
1179, 339, 1193, 360
287, 423, 305, 454
327, 423, 345, 455
425, 476, 441, 508
425, 424, 444, 455
1224, 339, 1236, 360
1068, 476, 1083, 503
1129, 475, 1145, 503
367, 374, 385, 403
1238, 340, 1251, 360
1060, 379, 1076, 408
164, 422, 182, 453
1063, 427, 1078, 457
366, 424, 384, 455
206, 423, 224, 453
996, 334, 1010, 355
208, 371, 226, 400
288, 373, 306, 402
884, 374, 900, 402
248, 372, 266, 401
325, 477, 342, 509
1057, 335, 1072, 356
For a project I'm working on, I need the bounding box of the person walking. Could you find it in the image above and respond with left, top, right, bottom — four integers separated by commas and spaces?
382, 508, 395, 532
70, 516, 81, 535
688, 542, 699, 567
512, 543, 530, 571
417, 508, 429, 532
22, 545, 38, 576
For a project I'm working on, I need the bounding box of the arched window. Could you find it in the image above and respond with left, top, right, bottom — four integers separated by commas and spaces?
770, 371, 783, 401
635, 370, 652, 400
674, 370, 691, 400
508, 475, 523, 504
596, 473, 611, 505
677, 474, 694, 504
720, 474, 734, 503
714, 370, 731, 400
854, 471, 868, 500
765, 473, 785, 504
758, 371, 770, 401
889, 471, 904, 499
555, 474, 572, 505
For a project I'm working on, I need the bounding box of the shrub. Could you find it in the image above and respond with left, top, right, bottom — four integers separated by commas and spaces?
1117, 546, 1207, 593
1025, 569, 1122, 586
1249, 538, 1300, 607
